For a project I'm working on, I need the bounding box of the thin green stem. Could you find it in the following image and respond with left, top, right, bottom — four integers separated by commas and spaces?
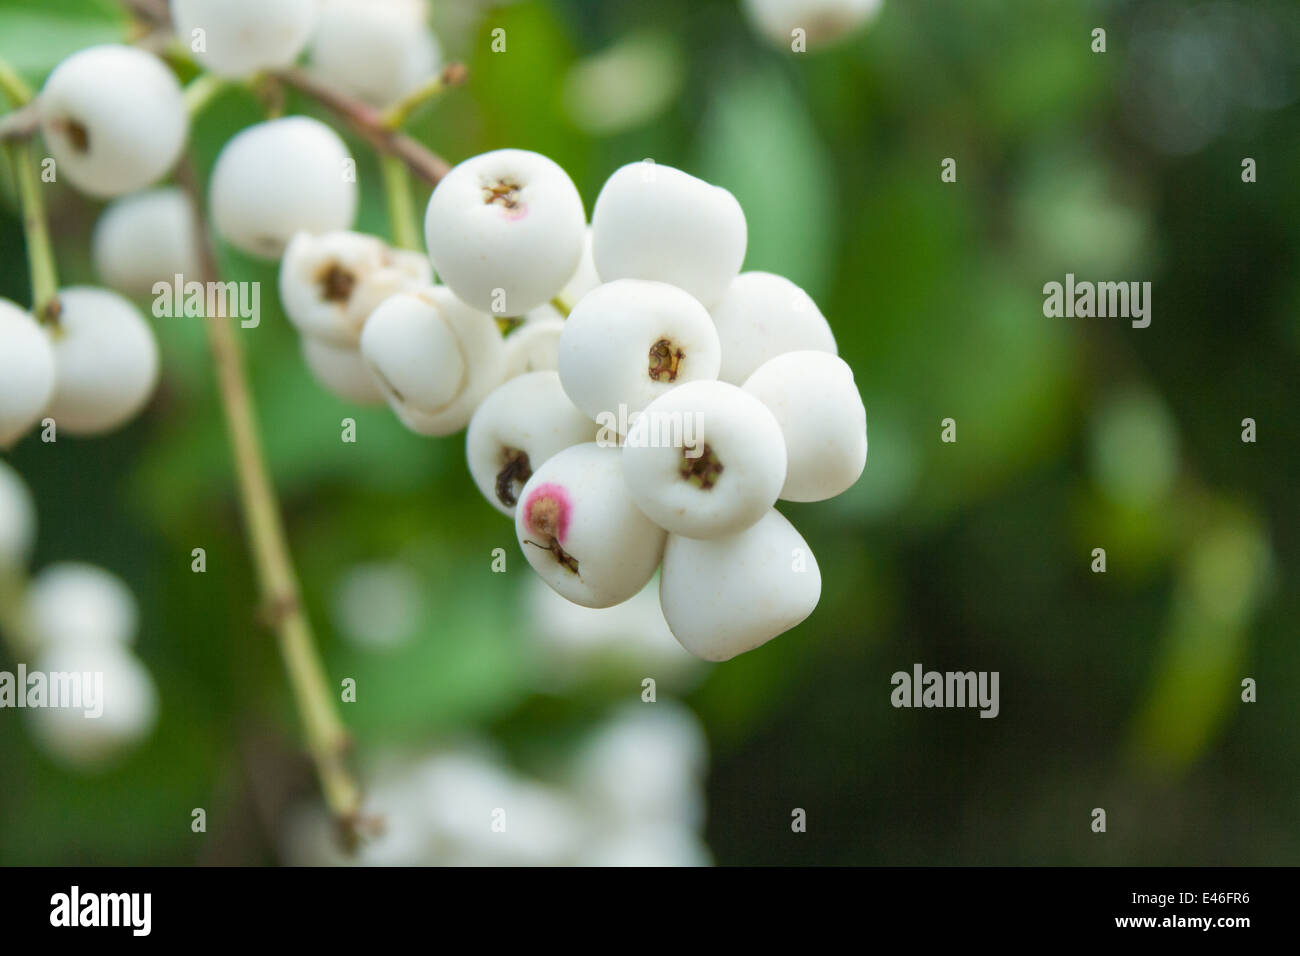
549, 296, 572, 318
183, 71, 229, 117
0, 56, 33, 107
380, 153, 420, 251
378, 63, 467, 131
7, 140, 61, 323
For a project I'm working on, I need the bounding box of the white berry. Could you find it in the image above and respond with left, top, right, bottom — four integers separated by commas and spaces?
0, 460, 36, 569
360, 287, 506, 435
309, 0, 442, 108
742, 0, 884, 49
27, 644, 158, 769
590, 161, 746, 308
38, 45, 187, 199
466, 371, 595, 518
710, 271, 837, 384
25, 562, 138, 649
301, 337, 384, 405
557, 279, 720, 430
623, 380, 787, 538
210, 117, 358, 260
660, 508, 821, 661
558, 226, 600, 307
743, 351, 866, 502
424, 149, 586, 315
45, 287, 159, 436
91, 188, 201, 297
279, 231, 431, 347
502, 314, 564, 379
514, 443, 665, 608
171, 0, 317, 77
0, 299, 56, 449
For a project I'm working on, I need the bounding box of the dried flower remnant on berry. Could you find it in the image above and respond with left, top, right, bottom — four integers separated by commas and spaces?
495, 448, 532, 508
316, 263, 356, 303
522, 483, 579, 574
648, 338, 684, 382
483, 178, 522, 210
55, 117, 90, 153
680, 443, 723, 490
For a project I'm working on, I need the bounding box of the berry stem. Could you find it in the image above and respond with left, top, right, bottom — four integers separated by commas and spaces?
549, 296, 572, 318
182, 71, 229, 117
275, 66, 454, 185
380, 152, 421, 251
178, 161, 363, 838
0, 55, 34, 107
378, 62, 467, 131
5, 139, 62, 324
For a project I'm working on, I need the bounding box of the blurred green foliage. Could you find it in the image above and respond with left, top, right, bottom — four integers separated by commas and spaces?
0, 0, 1297, 865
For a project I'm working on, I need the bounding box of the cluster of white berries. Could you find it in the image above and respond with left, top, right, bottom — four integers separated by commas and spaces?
282, 149, 866, 661
741, 0, 885, 49
0, 462, 158, 769
283, 702, 709, 866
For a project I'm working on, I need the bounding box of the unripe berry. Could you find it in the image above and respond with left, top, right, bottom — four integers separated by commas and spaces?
25, 562, 138, 649
424, 149, 586, 315
514, 443, 666, 608
659, 508, 821, 661
300, 336, 384, 405
28, 644, 158, 769
210, 117, 358, 260
279, 231, 431, 347
466, 371, 595, 518
360, 287, 506, 436
623, 380, 787, 538
91, 188, 200, 298
44, 287, 159, 436
0, 461, 36, 569
742, 351, 866, 502
710, 271, 837, 384
38, 45, 187, 199
502, 314, 564, 379
309, 0, 442, 108
590, 161, 746, 308
742, 0, 884, 48
0, 299, 56, 449
557, 279, 720, 430
171, 0, 317, 77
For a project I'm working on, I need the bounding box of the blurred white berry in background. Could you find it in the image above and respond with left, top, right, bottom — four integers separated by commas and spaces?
38, 45, 188, 199
742, 0, 884, 49
424, 149, 587, 315
91, 188, 201, 298
170, 0, 317, 78
209, 117, 358, 260
0, 299, 56, 449
43, 287, 160, 436
331, 561, 424, 649
300, 337, 385, 406
25, 562, 139, 649
309, 0, 443, 108
0, 461, 36, 569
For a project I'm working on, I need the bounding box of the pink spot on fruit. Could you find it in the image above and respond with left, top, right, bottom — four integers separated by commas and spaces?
523, 483, 571, 542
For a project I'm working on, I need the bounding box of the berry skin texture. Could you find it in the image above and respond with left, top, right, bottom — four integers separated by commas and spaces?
300, 336, 384, 405
28, 643, 158, 769
43, 288, 160, 436
38, 45, 188, 199
25, 562, 138, 649
660, 508, 821, 661
210, 117, 358, 260
91, 188, 201, 298
171, 0, 317, 78
502, 313, 564, 379
0, 460, 36, 569
0, 299, 56, 449
743, 351, 867, 502
309, 0, 442, 108
466, 371, 596, 518
557, 279, 721, 431
279, 231, 431, 347
622, 380, 788, 538
742, 0, 884, 49
710, 271, 838, 385
515, 443, 666, 609
360, 287, 506, 436
590, 161, 746, 308
424, 149, 587, 316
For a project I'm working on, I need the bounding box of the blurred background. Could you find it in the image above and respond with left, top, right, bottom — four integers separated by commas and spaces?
0, 0, 1297, 865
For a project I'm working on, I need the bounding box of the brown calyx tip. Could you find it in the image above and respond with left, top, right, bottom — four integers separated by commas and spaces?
648, 338, 684, 383
316, 262, 357, 303
495, 448, 532, 508
484, 178, 522, 209
57, 117, 90, 153
680, 442, 724, 490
